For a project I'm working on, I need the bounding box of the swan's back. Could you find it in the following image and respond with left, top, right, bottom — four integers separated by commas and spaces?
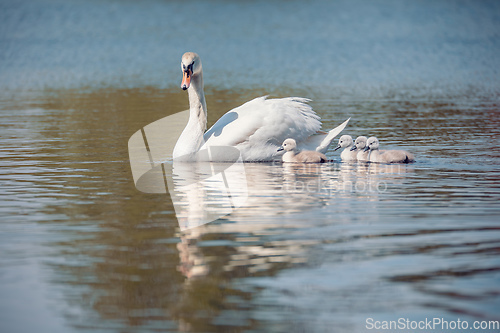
370, 149, 414, 163
202, 96, 322, 161
283, 150, 327, 163
377, 150, 415, 163
296, 151, 327, 163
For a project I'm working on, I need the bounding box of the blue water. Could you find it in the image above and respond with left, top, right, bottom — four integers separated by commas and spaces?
1, 0, 499, 96
0, 0, 499, 332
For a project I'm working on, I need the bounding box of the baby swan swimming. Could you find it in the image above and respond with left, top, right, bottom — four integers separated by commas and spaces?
364, 137, 415, 164
278, 138, 327, 163
334, 135, 357, 162
353, 136, 370, 162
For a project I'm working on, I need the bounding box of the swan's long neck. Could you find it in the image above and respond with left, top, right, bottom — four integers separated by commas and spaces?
172, 72, 208, 160
187, 73, 207, 133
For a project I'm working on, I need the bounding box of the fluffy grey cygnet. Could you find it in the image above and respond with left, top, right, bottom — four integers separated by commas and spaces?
278, 138, 327, 163
353, 136, 370, 162
334, 135, 357, 162
364, 137, 415, 163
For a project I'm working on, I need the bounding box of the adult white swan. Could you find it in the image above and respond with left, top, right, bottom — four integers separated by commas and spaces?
173, 52, 350, 161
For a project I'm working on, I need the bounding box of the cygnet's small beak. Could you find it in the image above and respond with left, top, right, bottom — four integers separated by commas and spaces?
277, 146, 284, 152
181, 70, 192, 90
350, 146, 357, 151
363, 146, 370, 152
333, 144, 341, 151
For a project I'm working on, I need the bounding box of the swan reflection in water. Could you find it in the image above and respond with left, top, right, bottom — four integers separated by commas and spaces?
129, 144, 414, 234
128, 117, 415, 283
170, 150, 249, 230
130, 146, 249, 230
170, 160, 415, 281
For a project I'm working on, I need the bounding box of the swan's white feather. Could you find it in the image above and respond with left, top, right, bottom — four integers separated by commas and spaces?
201, 96, 326, 161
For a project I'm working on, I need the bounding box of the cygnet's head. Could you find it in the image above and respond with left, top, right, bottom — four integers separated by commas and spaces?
334, 135, 353, 151
278, 138, 297, 152
181, 52, 202, 90
364, 137, 380, 151
354, 136, 368, 151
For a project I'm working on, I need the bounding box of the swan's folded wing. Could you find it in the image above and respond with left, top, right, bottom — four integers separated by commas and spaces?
203, 96, 267, 147
202, 96, 322, 160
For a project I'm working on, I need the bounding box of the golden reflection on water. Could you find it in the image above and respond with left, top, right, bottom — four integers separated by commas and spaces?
1, 87, 500, 332
2, 87, 326, 331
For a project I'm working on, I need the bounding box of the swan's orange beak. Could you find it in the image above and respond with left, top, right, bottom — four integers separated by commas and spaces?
181, 70, 191, 90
